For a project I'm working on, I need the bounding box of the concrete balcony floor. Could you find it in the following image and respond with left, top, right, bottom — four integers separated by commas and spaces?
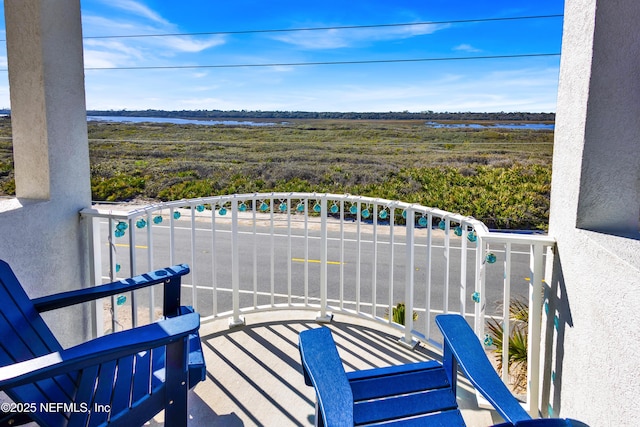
151, 310, 500, 426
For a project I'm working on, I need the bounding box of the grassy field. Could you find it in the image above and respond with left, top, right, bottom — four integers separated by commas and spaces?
0, 117, 554, 229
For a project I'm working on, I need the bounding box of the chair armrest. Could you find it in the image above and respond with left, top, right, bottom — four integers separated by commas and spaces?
298, 327, 353, 426
32, 264, 190, 313
0, 311, 199, 389
435, 314, 531, 425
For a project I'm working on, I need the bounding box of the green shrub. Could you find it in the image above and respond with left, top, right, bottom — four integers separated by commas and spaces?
385, 302, 418, 325
0, 119, 553, 229
91, 173, 146, 201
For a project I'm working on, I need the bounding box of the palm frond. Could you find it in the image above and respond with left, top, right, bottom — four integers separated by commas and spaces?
486, 297, 529, 393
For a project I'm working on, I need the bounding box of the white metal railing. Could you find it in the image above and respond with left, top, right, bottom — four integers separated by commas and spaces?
80, 192, 554, 415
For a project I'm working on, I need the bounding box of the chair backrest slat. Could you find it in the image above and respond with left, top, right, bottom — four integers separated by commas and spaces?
299, 327, 354, 426
0, 261, 77, 409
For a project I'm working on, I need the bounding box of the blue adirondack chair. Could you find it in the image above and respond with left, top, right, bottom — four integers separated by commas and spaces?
299, 314, 586, 427
0, 260, 206, 427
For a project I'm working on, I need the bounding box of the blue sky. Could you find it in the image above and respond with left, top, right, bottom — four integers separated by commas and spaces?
0, 0, 564, 112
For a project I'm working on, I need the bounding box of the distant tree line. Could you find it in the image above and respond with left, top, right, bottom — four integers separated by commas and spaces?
84, 109, 555, 122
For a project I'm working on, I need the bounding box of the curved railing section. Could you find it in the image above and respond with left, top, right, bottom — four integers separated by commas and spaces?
81, 192, 554, 414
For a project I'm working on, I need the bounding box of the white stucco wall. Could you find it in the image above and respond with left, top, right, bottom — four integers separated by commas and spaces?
548, 0, 640, 424
0, 0, 92, 347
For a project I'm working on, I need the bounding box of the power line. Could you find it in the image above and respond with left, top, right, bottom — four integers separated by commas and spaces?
0, 14, 562, 42
82, 53, 560, 71
82, 14, 563, 40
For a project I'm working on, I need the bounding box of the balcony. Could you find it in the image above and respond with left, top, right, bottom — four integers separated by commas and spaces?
80, 192, 555, 425
1, 1, 639, 424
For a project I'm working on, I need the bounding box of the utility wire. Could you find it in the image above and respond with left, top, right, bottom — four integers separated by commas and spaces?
0, 14, 562, 42
82, 53, 560, 71
0, 14, 562, 71
82, 14, 563, 39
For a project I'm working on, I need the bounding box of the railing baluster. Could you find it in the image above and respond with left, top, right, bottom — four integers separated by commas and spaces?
316, 197, 331, 322
443, 217, 450, 314
425, 212, 433, 339
339, 199, 345, 310
287, 196, 292, 306
388, 207, 395, 325
356, 200, 361, 313
229, 199, 244, 327
460, 221, 468, 317
372, 201, 378, 317
146, 212, 154, 324
502, 242, 512, 383
89, 215, 104, 338
402, 208, 417, 348
252, 196, 258, 309
190, 205, 197, 311
474, 231, 485, 336
212, 205, 218, 317
169, 207, 176, 265
303, 198, 309, 306
527, 243, 544, 416
128, 217, 138, 327
109, 219, 118, 333
270, 197, 275, 306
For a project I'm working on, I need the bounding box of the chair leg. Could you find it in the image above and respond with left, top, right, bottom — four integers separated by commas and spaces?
165, 386, 188, 427
165, 339, 189, 427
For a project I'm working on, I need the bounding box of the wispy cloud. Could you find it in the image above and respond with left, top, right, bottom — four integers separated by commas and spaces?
82, 0, 226, 68
83, 50, 135, 69
82, 37, 149, 68
454, 44, 482, 53
272, 23, 448, 50
84, 39, 146, 59
160, 35, 226, 53
262, 66, 559, 112
82, 62, 559, 112
101, 0, 170, 26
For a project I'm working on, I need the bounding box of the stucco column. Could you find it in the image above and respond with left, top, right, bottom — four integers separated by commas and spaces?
6, 0, 90, 203
551, 0, 640, 235
0, 0, 92, 346
547, 0, 640, 424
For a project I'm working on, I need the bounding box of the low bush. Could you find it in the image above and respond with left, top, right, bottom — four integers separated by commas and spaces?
0, 118, 554, 229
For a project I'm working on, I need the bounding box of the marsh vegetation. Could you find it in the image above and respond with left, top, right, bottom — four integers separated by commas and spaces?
0, 117, 553, 229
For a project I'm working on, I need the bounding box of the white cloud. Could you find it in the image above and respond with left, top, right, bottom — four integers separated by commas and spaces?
272, 23, 449, 50
85, 66, 559, 112
82, 15, 157, 37
83, 50, 128, 68
82, 39, 148, 68
101, 0, 170, 26
84, 39, 145, 60
273, 29, 350, 50
160, 35, 226, 53
254, 66, 559, 112
454, 44, 481, 53
81, 2, 226, 69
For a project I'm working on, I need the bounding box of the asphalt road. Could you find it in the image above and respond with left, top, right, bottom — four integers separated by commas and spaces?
99, 216, 536, 327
